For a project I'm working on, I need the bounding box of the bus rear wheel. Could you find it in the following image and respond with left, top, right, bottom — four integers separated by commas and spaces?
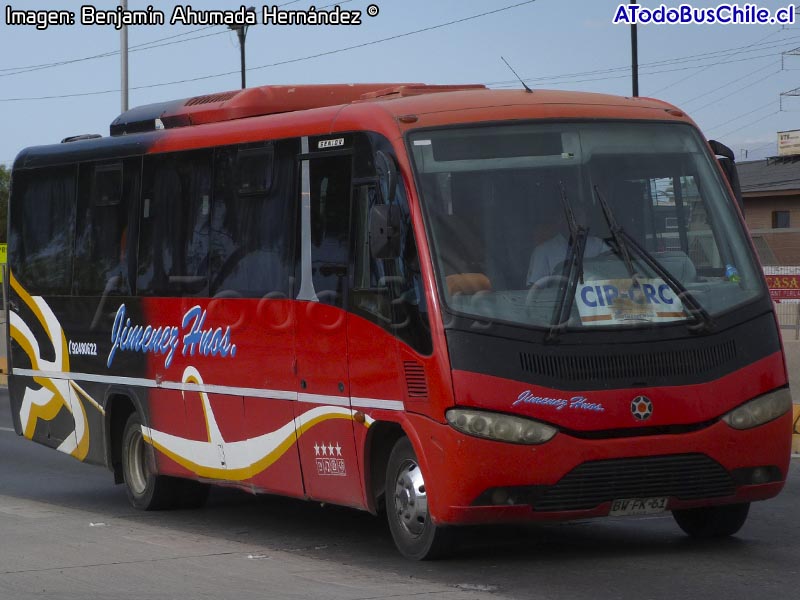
672, 503, 750, 538
385, 437, 453, 560
121, 413, 203, 510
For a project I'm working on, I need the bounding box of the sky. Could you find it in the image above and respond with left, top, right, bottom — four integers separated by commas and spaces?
1, 0, 799, 168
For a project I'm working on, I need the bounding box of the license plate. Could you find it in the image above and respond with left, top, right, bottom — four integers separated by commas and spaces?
608, 497, 668, 516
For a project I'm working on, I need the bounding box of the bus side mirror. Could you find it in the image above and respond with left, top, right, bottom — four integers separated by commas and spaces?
375, 150, 397, 204
369, 204, 402, 259
708, 139, 744, 213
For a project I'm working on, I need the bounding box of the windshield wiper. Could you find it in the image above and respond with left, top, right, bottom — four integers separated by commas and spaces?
592, 185, 714, 333
546, 182, 588, 342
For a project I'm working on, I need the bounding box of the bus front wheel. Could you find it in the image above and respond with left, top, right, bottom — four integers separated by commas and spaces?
672, 503, 750, 538
385, 437, 453, 560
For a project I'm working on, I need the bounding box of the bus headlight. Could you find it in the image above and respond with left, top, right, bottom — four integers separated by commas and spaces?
722, 388, 792, 430
446, 409, 558, 445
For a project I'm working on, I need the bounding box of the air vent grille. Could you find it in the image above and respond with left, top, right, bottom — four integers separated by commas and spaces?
185, 91, 239, 106
519, 340, 736, 383
534, 454, 735, 512
403, 361, 428, 398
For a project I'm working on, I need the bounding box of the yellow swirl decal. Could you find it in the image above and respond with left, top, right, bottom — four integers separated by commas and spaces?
143, 366, 371, 481
9, 273, 97, 460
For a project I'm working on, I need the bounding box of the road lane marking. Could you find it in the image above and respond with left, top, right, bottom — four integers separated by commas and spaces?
1, 427, 15, 433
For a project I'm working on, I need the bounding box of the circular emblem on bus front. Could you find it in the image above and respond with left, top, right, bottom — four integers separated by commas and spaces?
631, 396, 653, 421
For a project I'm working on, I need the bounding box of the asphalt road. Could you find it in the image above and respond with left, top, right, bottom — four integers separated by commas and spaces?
1, 388, 798, 600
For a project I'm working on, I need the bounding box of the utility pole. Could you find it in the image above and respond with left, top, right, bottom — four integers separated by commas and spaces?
120, 0, 129, 111
631, 0, 639, 97
228, 7, 255, 89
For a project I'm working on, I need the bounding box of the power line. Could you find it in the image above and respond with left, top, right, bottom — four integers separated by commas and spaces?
0, 0, 319, 78
489, 51, 788, 89
0, 26, 218, 75
750, 141, 777, 152
0, 30, 229, 79
739, 140, 777, 160
716, 110, 781, 139
0, 0, 539, 103
0, 0, 791, 107
689, 68, 782, 114
648, 28, 784, 96
678, 60, 778, 107
486, 34, 800, 88
704, 100, 778, 133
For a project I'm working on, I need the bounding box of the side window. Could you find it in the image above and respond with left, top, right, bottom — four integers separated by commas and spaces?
308, 154, 352, 307
73, 158, 140, 295
137, 151, 212, 297
210, 140, 297, 298
351, 134, 432, 355
9, 166, 76, 295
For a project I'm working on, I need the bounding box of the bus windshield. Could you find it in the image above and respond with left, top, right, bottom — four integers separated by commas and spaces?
409, 121, 765, 330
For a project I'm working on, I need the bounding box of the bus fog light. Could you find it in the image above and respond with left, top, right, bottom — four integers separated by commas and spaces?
731, 465, 782, 485
752, 468, 770, 484
722, 388, 792, 430
446, 409, 557, 445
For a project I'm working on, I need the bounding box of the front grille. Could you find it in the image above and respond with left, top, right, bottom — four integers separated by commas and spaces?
533, 454, 735, 512
519, 340, 736, 384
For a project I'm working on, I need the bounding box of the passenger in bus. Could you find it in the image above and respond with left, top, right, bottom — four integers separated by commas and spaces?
526, 206, 609, 286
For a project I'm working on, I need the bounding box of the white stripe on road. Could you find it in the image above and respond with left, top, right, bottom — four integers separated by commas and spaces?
0, 427, 15, 433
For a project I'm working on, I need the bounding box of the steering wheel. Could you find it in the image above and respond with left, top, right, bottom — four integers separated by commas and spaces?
525, 274, 569, 306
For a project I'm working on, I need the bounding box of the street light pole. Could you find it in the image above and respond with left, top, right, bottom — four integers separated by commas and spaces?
630, 0, 639, 97
228, 7, 255, 90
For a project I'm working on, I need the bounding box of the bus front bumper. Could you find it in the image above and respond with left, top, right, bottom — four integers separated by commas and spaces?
408, 411, 792, 526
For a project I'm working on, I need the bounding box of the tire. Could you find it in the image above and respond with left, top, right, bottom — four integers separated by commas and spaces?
672, 503, 750, 539
121, 413, 179, 510
385, 437, 453, 560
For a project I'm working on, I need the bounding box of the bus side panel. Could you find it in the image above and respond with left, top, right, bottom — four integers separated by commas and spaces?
243, 300, 304, 498
294, 301, 365, 508
7, 292, 145, 466
346, 313, 407, 509
137, 297, 304, 494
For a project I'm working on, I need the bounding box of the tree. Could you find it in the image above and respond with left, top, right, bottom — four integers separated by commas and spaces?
0, 164, 8, 243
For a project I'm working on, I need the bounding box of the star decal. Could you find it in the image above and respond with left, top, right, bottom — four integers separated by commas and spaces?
314, 442, 344, 459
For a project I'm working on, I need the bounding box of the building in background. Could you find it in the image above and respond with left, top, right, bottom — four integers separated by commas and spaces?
739, 136, 800, 265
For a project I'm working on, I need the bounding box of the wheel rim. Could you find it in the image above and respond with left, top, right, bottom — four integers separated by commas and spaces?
125, 427, 148, 496
393, 458, 428, 537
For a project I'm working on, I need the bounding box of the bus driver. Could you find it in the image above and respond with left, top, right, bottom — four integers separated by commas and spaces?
526, 205, 609, 286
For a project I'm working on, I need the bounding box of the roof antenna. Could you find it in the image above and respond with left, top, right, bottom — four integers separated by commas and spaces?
501, 56, 533, 93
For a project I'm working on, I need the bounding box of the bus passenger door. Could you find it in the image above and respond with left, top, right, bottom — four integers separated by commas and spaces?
293, 147, 362, 506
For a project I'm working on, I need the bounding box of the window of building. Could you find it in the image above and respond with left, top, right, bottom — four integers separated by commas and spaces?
772, 210, 791, 229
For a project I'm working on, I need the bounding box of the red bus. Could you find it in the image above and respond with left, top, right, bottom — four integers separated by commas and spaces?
7, 83, 793, 559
